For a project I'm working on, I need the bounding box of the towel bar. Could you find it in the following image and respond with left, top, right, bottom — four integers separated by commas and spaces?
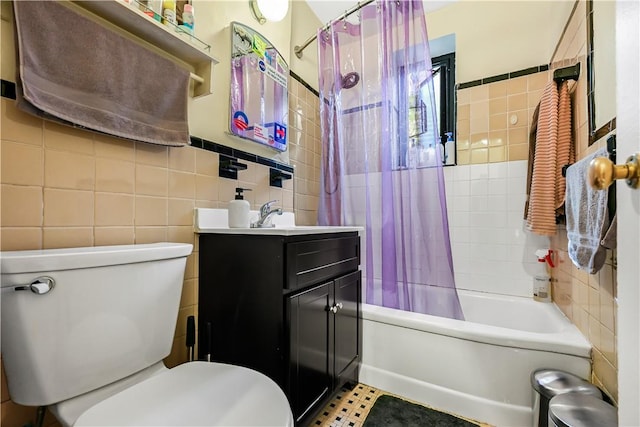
189, 73, 204, 84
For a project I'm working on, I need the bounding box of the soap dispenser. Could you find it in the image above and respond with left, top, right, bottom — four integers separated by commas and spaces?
228, 188, 250, 228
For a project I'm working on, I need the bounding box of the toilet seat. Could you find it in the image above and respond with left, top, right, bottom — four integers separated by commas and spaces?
74, 362, 294, 427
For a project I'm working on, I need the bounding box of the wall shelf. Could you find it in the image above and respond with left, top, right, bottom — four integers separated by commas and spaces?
70, 0, 219, 98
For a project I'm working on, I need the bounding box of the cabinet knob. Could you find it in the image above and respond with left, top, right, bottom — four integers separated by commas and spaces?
329, 302, 343, 314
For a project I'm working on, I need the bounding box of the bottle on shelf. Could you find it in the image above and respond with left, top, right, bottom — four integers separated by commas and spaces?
181, 4, 195, 35
162, 0, 177, 26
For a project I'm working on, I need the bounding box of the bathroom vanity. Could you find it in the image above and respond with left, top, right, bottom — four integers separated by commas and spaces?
196, 221, 362, 426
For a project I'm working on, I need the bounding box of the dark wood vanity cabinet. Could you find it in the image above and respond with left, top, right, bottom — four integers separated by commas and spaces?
198, 231, 362, 426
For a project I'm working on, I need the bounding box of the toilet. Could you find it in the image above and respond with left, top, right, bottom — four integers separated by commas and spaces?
0, 242, 294, 427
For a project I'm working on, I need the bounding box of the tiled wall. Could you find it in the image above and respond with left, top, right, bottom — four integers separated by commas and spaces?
0, 87, 301, 425
451, 0, 617, 403
288, 77, 322, 226
546, 0, 618, 403
456, 71, 549, 165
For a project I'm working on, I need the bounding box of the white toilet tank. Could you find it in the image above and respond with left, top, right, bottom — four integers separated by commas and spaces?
0, 242, 193, 407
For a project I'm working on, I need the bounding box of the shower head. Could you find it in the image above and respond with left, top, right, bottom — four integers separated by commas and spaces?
341, 72, 360, 89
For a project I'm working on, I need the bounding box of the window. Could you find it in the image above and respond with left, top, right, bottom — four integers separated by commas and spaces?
395, 52, 456, 169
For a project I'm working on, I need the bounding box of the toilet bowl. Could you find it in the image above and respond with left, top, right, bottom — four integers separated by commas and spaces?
0, 243, 293, 427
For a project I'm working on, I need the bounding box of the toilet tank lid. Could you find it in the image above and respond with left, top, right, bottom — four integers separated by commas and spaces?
0, 243, 193, 276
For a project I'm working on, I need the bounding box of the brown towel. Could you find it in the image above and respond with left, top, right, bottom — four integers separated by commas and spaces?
523, 103, 541, 220
526, 80, 574, 235
13, 1, 189, 147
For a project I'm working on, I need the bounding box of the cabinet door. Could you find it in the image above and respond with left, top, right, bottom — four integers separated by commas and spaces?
287, 282, 332, 423
333, 270, 362, 386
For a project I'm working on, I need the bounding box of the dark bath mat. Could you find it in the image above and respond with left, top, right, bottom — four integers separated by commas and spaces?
362, 394, 480, 427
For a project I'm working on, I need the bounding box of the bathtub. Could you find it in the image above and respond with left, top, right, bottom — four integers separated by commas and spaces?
360, 289, 591, 427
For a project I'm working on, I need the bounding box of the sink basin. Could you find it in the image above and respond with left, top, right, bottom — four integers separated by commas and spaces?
194, 209, 362, 236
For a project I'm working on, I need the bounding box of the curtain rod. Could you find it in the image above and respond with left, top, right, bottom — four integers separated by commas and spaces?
294, 0, 375, 59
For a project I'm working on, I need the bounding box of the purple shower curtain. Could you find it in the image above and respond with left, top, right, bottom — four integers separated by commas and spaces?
317, 0, 463, 320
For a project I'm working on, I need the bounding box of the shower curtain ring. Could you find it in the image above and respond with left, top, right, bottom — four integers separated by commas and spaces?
343, 12, 347, 29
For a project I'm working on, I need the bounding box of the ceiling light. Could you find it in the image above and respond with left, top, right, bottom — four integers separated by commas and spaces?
250, 0, 288, 24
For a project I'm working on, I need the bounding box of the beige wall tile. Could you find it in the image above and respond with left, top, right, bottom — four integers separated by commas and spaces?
508, 127, 528, 146
169, 146, 196, 172
43, 122, 94, 154
489, 113, 507, 130
195, 149, 218, 176
95, 158, 135, 194
470, 117, 488, 134
168, 226, 196, 245
0, 228, 42, 251
507, 111, 528, 130
135, 196, 167, 226
94, 227, 135, 246
470, 133, 488, 149
488, 81, 507, 99
1, 358, 9, 402
507, 76, 527, 94
44, 150, 95, 190
95, 193, 134, 226
169, 171, 196, 199
43, 189, 93, 226
456, 88, 471, 104
508, 93, 528, 111
195, 174, 219, 202
1, 99, 43, 145
470, 102, 489, 122
135, 226, 168, 243
174, 304, 196, 337
469, 85, 489, 102
489, 146, 506, 163
488, 130, 507, 147
488, 98, 507, 115
1, 185, 42, 227
528, 71, 550, 91
457, 149, 470, 165
508, 143, 528, 161
179, 279, 197, 308
136, 165, 168, 196
1, 399, 38, 427
94, 134, 135, 161
470, 148, 488, 164
1, 141, 43, 186
169, 198, 195, 226
136, 142, 168, 167
457, 104, 470, 121
43, 227, 93, 249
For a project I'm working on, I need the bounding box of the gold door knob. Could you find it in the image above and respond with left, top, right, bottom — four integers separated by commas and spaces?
588, 153, 640, 190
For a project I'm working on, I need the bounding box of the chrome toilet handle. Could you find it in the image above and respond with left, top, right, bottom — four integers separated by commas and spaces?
14, 276, 55, 295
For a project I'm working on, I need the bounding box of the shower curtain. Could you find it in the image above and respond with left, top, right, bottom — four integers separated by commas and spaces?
317, 0, 463, 319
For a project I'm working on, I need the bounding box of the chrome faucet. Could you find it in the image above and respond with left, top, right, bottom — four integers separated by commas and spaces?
251, 200, 283, 228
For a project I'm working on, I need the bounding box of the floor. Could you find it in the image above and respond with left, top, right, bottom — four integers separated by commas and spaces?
308, 383, 492, 427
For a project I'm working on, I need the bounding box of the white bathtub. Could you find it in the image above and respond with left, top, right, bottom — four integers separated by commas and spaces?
360, 289, 592, 427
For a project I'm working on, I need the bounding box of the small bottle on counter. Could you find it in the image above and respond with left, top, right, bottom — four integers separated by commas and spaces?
228, 188, 251, 228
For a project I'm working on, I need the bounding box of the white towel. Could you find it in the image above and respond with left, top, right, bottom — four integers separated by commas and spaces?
565, 147, 610, 273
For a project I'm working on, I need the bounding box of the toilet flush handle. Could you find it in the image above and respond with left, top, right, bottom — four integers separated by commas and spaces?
14, 276, 55, 295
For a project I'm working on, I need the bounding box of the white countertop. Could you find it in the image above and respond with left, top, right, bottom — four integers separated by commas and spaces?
193, 208, 363, 236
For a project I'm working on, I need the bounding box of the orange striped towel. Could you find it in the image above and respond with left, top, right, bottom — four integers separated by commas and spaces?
526, 80, 574, 235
